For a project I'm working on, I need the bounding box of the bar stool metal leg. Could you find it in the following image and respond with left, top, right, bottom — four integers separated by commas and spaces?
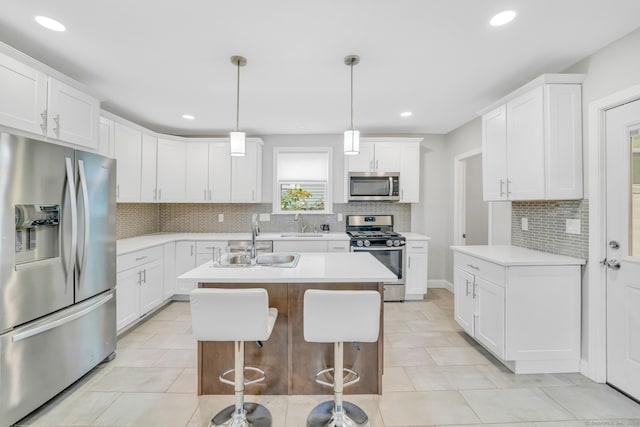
307, 342, 370, 427
212, 341, 272, 427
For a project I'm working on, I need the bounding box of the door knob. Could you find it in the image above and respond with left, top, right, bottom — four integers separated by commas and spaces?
605, 259, 621, 270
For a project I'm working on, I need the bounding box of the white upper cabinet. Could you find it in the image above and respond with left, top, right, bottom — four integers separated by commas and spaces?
345, 137, 422, 202
209, 142, 231, 202
140, 132, 158, 202
46, 77, 100, 149
0, 50, 99, 150
157, 137, 186, 202
114, 122, 142, 202
99, 116, 115, 158
231, 140, 262, 202
480, 74, 584, 201
185, 142, 210, 202
0, 52, 47, 135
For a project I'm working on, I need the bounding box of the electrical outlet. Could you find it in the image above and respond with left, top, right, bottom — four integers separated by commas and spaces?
521, 217, 528, 231
259, 213, 270, 222
337, 213, 343, 222
566, 218, 581, 234
218, 214, 224, 222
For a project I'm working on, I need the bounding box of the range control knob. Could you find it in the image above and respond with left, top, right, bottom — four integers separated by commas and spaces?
393, 240, 401, 247
356, 240, 364, 247
386, 240, 393, 247
363, 240, 371, 247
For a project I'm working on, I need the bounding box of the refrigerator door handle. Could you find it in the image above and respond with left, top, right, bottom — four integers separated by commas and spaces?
64, 157, 78, 291
11, 293, 113, 343
77, 159, 91, 285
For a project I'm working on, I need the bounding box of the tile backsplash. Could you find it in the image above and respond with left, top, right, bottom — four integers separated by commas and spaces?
511, 199, 589, 260
117, 202, 411, 238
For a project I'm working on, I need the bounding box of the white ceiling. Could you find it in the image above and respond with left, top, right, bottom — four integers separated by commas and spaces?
1, 0, 639, 137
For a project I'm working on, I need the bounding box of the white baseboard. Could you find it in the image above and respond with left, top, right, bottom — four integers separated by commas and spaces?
428, 279, 453, 293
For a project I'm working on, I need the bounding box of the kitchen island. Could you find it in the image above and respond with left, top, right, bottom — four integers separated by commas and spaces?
179, 252, 396, 395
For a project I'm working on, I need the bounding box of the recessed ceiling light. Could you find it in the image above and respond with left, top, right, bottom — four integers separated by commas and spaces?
490, 10, 516, 27
35, 16, 66, 32
182, 114, 195, 120
400, 111, 413, 117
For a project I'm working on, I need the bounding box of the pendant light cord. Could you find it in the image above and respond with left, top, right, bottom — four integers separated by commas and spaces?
350, 59, 354, 130
235, 60, 241, 131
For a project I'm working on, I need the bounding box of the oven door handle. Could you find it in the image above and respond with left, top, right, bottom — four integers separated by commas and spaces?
352, 246, 405, 252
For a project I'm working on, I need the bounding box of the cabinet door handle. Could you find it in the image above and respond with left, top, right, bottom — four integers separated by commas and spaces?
465, 279, 469, 296
499, 179, 505, 197
506, 179, 512, 196
208, 189, 211, 200
466, 263, 479, 270
40, 110, 47, 134
53, 114, 60, 138
472, 281, 477, 298
137, 270, 142, 285
142, 269, 147, 283
116, 184, 120, 199
204, 189, 207, 200
191, 245, 194, 257
252, 190, 255, 201
135, 256, 148, 261
376, 160, 379, 170
158, 188, 162, 200
401, 189, 404, 200
408, 256, 411, 269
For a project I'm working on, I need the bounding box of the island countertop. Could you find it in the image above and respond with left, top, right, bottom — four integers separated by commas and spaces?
179, 252, 397, 283
450, 245, 586, 266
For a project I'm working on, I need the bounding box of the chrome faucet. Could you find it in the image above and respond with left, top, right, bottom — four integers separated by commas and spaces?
294, 212, 307, 234
250, 213, 260, 264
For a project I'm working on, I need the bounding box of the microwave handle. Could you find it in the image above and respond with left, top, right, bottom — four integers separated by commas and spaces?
389, 176, 394, 196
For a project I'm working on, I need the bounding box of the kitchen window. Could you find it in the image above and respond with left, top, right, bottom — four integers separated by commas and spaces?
273, 147, 332, 214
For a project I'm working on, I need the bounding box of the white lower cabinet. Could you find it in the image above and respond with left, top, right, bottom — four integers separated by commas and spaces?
405, 240, 429, 300
195, 240, 228, 267
327, 240, 349, 252
175, 241, 196, 296
116, 246, 164, 333
453, 250, 581, 373
162, 242, 176, 299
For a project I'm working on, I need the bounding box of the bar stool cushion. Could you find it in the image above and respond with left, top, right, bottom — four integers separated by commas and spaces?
190, 288, 277, 342
303, 289, 380, 343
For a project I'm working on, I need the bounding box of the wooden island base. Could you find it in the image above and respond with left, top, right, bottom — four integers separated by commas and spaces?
197, 282, 384, 395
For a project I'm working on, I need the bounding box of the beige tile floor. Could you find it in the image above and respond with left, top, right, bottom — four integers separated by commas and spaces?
15, 289, 640, 427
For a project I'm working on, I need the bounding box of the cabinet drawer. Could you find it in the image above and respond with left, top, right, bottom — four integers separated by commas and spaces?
117, 246, 162, 272
454, 252, 505, 286
327, 241, 349, 252
195, 240, 227, 254
406, 241, 428, 252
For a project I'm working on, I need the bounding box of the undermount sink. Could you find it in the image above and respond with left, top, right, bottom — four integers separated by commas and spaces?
280, 233, 324, 238
215, 252, 300, 268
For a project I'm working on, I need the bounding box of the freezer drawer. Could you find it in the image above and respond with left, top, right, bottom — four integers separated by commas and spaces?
0, 291, 116, 427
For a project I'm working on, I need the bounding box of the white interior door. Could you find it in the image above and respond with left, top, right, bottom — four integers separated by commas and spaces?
605, 99, 640, 401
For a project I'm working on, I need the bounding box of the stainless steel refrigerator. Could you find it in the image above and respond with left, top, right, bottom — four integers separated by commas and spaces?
0, 132, 116, 427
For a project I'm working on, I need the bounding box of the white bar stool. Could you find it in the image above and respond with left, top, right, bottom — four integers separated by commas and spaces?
303, 289, 381, 427
190, 288, 278, 427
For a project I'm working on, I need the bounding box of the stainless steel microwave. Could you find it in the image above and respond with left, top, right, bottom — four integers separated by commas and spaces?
348, 172, 400, 201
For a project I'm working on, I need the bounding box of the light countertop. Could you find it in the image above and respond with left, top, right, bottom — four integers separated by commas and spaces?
117, 231, 431, 256
450, 245, 586, 266
179, 252, 398, 283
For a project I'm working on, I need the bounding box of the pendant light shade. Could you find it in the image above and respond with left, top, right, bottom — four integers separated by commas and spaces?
344, 129, 360, 155
230, 55, 247, 157
344, 55, 360, 155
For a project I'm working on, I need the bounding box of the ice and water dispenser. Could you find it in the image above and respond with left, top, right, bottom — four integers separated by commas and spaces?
15, 204, 60, 265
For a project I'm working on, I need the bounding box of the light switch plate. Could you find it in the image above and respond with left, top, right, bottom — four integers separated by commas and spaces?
218, 214, 224, 222
566, 218, 581, 234
259, 213, 270, 222
337, 213, 343, 222
521, 217, 528, 231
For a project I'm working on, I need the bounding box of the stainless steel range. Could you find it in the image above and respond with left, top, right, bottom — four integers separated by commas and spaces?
346, 215, 406, 301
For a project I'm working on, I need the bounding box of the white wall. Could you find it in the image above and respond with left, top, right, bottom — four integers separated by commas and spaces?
411, 135, 448, 283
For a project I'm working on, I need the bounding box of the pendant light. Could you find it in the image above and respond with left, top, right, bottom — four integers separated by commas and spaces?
344, 55, 360, 155
230, 55, 247, 156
